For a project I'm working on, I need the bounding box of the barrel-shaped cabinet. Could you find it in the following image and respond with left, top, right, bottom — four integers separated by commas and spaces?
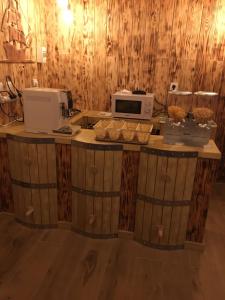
7, 135, 58, 227
71, 141, 123, 238
134, 147, 197, 250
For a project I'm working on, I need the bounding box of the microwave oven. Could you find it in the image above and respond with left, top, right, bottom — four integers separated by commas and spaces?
23, 88, 72, 133
111, 91, 154, 120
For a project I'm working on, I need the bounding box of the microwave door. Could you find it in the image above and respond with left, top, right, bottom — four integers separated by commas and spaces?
115, 99, 142, 115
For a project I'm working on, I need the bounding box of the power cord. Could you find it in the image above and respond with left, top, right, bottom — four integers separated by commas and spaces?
152, 97, 168, 117
6, 76, 22, 98
5, 76, 24, 121
0, 103, 17, 119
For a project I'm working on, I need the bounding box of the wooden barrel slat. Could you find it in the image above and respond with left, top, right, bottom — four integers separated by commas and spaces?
154, 156, 168, 200
78, 147, 86, 189
164, 157, 177, 201
71, 144, 79, 188
135, 149, 197, 249
134, 200, 145, 239
8, 137, 57, 227
183, 158, 197, 200
94, 151, 105, 192
111, 197, 120, 234
169, 207, 182, 245
72, 191, 79, 229
37, 144, 48, 184
104, 151, 114, 192
28, 144, 39, 183
160, 206, 173, 245
7, 139, 14, 176
32, 189, 41, 224
85, 195, 94, 233
20, 142, 30, 183
145, 154, 158, 197
14, 141, 22, 181
40, 189, 50, 225
142, 202, 152, 242
177, 206, 190, 244
137, 152, 148, 195
71, 142, 122, 237
150, 204, 163, 244
174, 158, 188, 201
48, 189, 58, 224
25, 187, 32, 221
93, 196, 103, 234
102, 197, 112, 235
85, 149, 95, 190
78, 193, 86, 230
12, 185, 19, 219
112, 151, 122, 191
47, 144, 57, 183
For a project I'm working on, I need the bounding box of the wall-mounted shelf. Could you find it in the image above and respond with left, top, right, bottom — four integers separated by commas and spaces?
0, 60, 36, 64
194, 91, 218, 97
168, 91, 192, 96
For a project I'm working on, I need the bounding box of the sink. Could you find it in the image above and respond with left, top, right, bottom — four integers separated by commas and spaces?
71, 114, 161, 134
71, 116, 110, 129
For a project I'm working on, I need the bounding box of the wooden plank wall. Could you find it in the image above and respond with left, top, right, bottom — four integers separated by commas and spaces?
0, 0, 225, 178
187, 158, 219, 243
0, 138, 13, 212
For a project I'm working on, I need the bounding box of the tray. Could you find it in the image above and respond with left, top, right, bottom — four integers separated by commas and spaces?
94, 120, 153, 145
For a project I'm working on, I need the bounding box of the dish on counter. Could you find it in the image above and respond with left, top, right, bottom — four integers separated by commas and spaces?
94, 120, 153, 145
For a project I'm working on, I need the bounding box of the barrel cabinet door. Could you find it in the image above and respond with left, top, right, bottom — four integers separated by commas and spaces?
7, 136, 57, 227
135, 148, 197, 250
71, 142, 123, 238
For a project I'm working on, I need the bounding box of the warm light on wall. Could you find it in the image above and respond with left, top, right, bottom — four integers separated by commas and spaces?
57, 0, 68, 9
57, 0, 74, 26
63, 9, 74, 25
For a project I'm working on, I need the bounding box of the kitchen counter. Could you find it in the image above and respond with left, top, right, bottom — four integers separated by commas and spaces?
0, 110, 221, 160
0, 111, 221, 250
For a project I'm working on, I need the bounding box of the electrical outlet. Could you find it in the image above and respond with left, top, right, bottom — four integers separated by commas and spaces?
170, 82, 178, 91
32, 78, 39, 87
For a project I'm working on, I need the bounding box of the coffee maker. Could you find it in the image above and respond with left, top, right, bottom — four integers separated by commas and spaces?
23, 88, 74, 134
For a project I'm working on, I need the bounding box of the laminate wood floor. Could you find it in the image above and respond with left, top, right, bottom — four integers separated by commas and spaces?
0, 184, 225, 300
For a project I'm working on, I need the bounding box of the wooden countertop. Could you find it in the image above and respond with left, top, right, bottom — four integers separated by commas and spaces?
0, 111, 221, 160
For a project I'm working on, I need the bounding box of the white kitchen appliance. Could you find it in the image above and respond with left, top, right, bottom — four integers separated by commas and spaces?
23, 88, 72, 133
111, 90, 154, 120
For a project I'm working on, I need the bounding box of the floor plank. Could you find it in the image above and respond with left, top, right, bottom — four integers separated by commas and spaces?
0, 183, 224, 300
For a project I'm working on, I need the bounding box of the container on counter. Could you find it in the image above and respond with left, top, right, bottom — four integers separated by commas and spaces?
107, 120, 124, 140
94, 119, 111, 139
162, 117, 216, 146
94, 120, 153, 145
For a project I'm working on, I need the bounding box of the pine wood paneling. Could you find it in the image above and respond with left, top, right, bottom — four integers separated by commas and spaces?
0, 138, 13, 212
187, 158, 219, 243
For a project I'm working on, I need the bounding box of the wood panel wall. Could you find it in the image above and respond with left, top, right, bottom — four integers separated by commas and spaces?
0, 0, 225, 178
0, 138, 13, 212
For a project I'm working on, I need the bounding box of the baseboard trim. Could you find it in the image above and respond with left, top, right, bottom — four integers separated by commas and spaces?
0, 212, 206, 252
0, 212, 14, 217
184, 241, 205, 252
118, 230, 134, 240
58, 221, 72, 230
